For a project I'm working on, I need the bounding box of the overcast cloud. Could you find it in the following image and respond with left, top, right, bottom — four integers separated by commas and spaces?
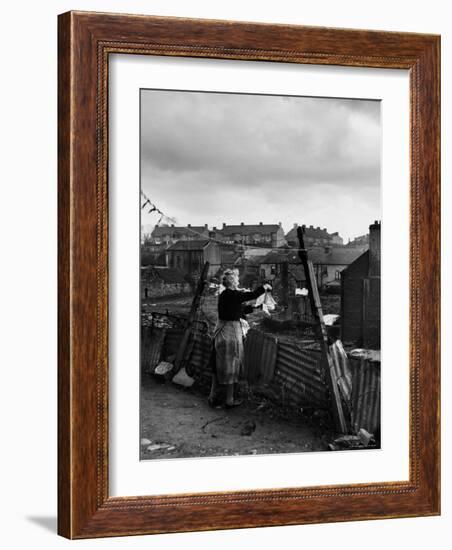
141, 90, 380, 242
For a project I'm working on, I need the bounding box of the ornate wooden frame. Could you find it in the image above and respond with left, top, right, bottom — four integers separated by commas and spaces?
58, 11, 440, 539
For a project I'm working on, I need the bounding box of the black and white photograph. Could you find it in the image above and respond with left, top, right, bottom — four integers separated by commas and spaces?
139, 89, 381, 460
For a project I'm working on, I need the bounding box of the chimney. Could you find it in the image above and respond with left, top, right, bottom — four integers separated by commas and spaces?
171, 224, 175, 228
223, 223, 226, 228
241, 222, 244, 226
278, 222, 282, 227
187, 223, 191, 227
259, 222, 263, 225
369, 221, 381, 276
204, 224, 208, 228
316, 226, 320, 230
323, 227, 327, 231
213, 226, 217, 231
155, 224, 158, 228
309, 225, 314, 229
293, 223, 298, 229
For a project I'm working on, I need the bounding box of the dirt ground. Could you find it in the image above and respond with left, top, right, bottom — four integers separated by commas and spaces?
140, 375, 335, 460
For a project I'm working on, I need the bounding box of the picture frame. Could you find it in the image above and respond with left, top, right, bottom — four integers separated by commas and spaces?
58, 11, 440, 539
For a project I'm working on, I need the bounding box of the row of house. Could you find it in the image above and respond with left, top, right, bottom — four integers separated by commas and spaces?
285, 223, 343, 247
144, 238, 365, 291
250, 246, 363, 289
142, 222, 344, 249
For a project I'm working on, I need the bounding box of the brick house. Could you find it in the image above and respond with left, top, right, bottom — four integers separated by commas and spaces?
259, 247, 362, 290
341, 222, 381, 348
214, 222, 286, 247
150, 224, 209, 245
285, 223, 343, 248
345, 233, 370, 254
308, 247, 364, 288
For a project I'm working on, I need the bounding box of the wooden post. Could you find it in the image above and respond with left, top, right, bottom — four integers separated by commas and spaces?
297, 226, 347, 433
173, 261, 210, 374
280, 260, 289, 313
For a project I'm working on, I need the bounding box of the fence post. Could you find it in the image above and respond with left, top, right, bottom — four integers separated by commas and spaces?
173, 261, 210, 374
297, 226, 348, 433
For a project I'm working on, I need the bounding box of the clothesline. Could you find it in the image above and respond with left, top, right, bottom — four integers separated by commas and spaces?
140, 189, 310, 252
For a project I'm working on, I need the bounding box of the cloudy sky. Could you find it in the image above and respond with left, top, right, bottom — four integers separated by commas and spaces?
141, 89, 380, 242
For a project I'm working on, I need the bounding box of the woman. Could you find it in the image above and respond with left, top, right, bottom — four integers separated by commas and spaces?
208, 269, 272, 408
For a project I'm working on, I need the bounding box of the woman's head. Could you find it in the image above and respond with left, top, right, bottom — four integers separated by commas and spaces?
222, 269, 239, 290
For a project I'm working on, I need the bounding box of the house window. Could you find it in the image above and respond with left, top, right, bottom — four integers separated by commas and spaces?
335, 270, 341, 280
144, 288, 148, 298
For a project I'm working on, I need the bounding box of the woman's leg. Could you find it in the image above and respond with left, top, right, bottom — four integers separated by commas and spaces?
225, 383, 234, 406
208, 371, 219, 402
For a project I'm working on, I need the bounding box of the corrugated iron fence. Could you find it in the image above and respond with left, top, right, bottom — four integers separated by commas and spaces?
349, 355, 381, 436
268, 339, 329, 410
142, 320, 213, 385
141, 320, 380, 435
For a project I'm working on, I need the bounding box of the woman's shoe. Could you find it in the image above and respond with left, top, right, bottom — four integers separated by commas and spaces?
208, 397, 222, 409
225, 399, 243, 409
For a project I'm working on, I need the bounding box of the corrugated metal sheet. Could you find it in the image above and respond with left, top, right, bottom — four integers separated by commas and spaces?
163, 328, 185, 358
187, 332, 213, 382
160, 326, 213, 383
141, 326, 166, 374
271, 341, 329, 409
244, 329, 277, 385
349, 355, 381, 435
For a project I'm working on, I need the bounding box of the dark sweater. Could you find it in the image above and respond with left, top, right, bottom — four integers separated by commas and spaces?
218, 286, 265, 321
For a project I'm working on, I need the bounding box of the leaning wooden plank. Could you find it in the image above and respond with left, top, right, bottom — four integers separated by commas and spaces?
297, 226, 348, 433
173, 261, 210, 374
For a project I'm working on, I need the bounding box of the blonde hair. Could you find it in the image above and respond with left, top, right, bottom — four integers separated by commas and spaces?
222, 269, 239, 289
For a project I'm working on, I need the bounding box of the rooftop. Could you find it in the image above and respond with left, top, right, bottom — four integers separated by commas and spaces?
220, 223, 281, 236
167, 239, 213, 251
152, 225, 209, 237
285, 224, 332, 240
261, 247, 363, 266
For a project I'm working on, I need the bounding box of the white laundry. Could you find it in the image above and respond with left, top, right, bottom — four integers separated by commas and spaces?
255, 291, 276, 312
240, 318, 250, 337
154, 361, 174, 376
261, 304, 271, 317
323, 314, 340, 326
295, 287, 309, 296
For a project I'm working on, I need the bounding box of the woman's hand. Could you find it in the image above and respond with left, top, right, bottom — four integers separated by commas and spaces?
263, 283, 272, 291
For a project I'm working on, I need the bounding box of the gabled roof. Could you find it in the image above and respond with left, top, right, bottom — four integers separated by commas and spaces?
341, 250, 369, 276
286, 225, 331, 240
261, 247, 363, 266
151, 225, 209, 238
167, 239, 212, 251
308, 247, 363, 265
220, 224, 281, 236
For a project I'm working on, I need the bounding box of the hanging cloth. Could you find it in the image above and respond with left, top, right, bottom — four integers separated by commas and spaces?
255, 290, 276, 316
